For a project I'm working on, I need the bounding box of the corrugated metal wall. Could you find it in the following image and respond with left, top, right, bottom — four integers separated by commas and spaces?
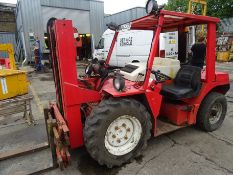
16, 0, 104, 61
104, 7, 146, 30
40, 0, 90, 10
16, 0, 44, 61
16, 2, 23, 34
41, 6, 91, 33
220, 18, 233, 32
0, 32, 16, 58
90, 0, 104, 44
40, 0, 104, 44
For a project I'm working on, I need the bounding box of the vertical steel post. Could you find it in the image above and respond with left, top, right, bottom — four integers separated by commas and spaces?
206, 23, 216, 82
143, 15, 164, 89
106, 31, 119, 65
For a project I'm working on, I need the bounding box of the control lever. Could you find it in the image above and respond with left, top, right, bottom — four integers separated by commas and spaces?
151, 70, 172, 83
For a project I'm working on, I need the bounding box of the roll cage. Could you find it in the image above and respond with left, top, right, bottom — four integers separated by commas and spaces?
106, 10, 220, 88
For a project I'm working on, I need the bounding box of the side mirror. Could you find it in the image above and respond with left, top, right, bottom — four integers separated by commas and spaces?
107, 22, 119, 31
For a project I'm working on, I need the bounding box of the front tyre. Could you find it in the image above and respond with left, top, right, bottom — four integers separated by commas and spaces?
84, 98, 152, 168
196, 92, 227, 132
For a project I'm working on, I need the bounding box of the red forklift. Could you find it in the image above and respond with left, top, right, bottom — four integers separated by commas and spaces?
45, 0, 230, 169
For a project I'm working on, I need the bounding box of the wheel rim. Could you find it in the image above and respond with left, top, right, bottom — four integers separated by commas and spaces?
209, 102, 223, 125
104, 115, 142, 156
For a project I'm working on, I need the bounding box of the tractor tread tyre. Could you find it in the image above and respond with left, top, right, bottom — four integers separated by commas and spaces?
196, 92, 227, 132
84, 98, 152, 168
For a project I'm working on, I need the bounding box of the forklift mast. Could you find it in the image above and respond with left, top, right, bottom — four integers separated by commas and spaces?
48, 19, 83, 147
47, 19, 101, 148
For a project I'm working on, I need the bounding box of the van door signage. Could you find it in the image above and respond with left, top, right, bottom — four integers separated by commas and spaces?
120, 37, 133, 46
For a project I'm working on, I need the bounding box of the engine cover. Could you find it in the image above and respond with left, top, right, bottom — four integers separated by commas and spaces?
120, 57, 181, 82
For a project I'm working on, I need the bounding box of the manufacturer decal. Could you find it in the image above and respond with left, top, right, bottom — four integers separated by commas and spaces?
120, 37, 133, 46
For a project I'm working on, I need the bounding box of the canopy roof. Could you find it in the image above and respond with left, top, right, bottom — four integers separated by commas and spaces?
129, 10, 220, 31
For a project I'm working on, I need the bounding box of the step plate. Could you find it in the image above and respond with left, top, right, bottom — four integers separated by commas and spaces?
155, 119, 187, 137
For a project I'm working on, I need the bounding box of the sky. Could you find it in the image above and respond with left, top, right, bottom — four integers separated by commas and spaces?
0, 0, 168, 14
104, 0, 168, 14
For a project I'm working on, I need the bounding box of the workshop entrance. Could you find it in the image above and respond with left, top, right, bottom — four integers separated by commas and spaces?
78, 34, 92, 60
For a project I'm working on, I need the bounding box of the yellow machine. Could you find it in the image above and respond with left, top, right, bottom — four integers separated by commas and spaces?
0, 44, 17, 69
0, 44, 29, 100
187, 0, 207, 33
217, 51, 230, 62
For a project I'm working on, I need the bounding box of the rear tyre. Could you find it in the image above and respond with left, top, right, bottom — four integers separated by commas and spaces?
196, 92, 227, 132
84, 98, 152, 168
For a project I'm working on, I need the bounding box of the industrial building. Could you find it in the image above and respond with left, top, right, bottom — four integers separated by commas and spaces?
0, 3, 16, 33
16, 0, 104, 61
220, 18, 233, 33
15, 1, 146, 63
104, 7, 146, 30
0, 3, 17, 58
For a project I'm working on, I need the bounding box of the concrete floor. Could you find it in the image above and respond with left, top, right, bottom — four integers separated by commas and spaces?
1, 62, 233, 175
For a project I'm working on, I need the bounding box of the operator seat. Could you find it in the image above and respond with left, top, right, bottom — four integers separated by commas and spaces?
160, 65, 202, 100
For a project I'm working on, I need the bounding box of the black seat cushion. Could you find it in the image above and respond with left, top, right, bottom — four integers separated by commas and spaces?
161, 84, 195, 100
161, 66, 201, 100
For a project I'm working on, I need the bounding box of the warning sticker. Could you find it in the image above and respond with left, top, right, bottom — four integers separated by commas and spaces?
1, 78, 8, 95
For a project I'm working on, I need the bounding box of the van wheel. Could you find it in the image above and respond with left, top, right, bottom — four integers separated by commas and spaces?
84, 98, 152, 168
132, 60, 140, 63
196, 92, 227, 132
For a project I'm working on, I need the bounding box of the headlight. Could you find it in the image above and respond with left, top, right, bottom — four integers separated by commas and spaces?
146, 0, 158, 14
113, 76, 125, 91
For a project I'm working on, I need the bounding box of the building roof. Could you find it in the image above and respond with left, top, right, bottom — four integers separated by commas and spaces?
105, 7, 145, 17
220, 18, 233, 32
0, 2, 16, 12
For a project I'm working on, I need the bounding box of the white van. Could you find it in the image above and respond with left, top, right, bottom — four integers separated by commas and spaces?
94, 29, 178, 67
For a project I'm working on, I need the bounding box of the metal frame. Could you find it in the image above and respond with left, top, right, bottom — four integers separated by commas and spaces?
188, 0, 207, 16
187, 0, 207, 33
0, 95, 34, 126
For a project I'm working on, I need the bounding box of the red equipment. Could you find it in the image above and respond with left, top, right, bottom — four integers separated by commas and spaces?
45, 8, 230, 169
0, 58, 11, 69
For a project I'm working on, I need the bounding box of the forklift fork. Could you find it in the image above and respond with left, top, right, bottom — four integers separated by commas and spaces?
44, 103, 71, 170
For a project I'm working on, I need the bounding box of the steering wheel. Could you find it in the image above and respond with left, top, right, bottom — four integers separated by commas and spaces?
151, 70, 172, 83
85, 64, 93, 75
85, 59, 109, 78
